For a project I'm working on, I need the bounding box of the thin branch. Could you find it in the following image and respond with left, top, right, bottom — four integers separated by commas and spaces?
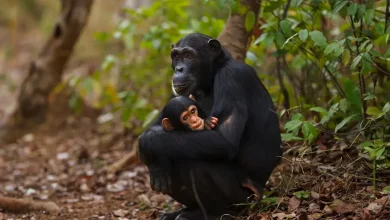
349, 15, 367, 120
386, 0, 390, 33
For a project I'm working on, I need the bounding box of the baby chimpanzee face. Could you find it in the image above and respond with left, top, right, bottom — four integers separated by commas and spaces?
178, 105, 204, 131
161, 96, 204, 131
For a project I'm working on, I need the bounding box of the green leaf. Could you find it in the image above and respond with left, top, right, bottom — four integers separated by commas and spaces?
264, 33, 275, 47
339, 98, 349, 113
366, 107, 383, 119
350, 54, 362, 71
245, 11, 256, 32
342, 49, 351, 66
332, 0, 348, 14
281, 133, 303, 142
102, 55, 117, 72
348, 3, 358, 15
324, 42, 339, 55
264, 0, 285, 13
302, 122, 318, 144
284, 120, 303, 132
309, 107, 328, 115
382, 103, 390, 114
357, 4, 366, 19
364, 9, 375, 26
335, 115, 356, 133
280, 19, 292, 36
382, 186, 390, 195
142, 109, 160, 128
299, 29, 309, 42
309, 31, 327, 47
364, 92, 376, 100
293, 191, 310, 199
274, 32, 286, 49
344, 79, 362, 113
361, 52, 373, 75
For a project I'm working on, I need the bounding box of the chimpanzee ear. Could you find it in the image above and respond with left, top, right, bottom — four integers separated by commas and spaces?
162, 118, 174, 131
208, 39, 221, 58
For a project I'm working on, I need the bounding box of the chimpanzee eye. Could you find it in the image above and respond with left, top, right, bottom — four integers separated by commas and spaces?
184, 52, 193, 59
191, 108, 195, 114
172, 53, 180, 60
183, 116, 188, 121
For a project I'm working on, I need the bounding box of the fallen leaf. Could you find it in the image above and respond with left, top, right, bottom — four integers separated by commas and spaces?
288, 196, 301, 212
331, 199, 355, 214
311, 191, 320, 199
308, 203, 321, 213
365, 202, 382, 214
113, 209, 127, 217
272, 212, 296, 219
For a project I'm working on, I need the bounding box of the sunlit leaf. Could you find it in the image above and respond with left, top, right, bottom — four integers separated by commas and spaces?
342, 49, 351, 66
280, 19, 292, 36
284, 120, 303, 132
309, 107, 328, 115
366, 107, 383, 119
309, 31, 327, 47
245, 11, 256, 32
350, 54, 362, 71
142, 109, 160, 128
299, 29, 308, 42
348, 3, 358, 16
332, 0, 348, 14
335, 115, 356, 133
302, 121, 317, 144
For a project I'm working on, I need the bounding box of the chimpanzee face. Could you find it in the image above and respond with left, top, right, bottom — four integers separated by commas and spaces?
170, 34, 221, 96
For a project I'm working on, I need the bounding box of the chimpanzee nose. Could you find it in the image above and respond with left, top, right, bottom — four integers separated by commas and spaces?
175, 66, 184, 72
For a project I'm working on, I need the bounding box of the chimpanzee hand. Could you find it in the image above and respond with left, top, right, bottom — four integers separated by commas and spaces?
204, 117, 218, 130
149, 162, 173, 194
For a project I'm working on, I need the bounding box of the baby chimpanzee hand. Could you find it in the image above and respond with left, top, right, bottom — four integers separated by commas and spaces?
204, 117, 218, 130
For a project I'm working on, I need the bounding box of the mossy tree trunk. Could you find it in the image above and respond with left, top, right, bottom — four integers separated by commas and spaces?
13, 0, 94, 127
218, 0, 261, 61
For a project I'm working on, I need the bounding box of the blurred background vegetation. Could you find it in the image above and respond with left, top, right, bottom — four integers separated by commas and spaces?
0, 0, 389, 188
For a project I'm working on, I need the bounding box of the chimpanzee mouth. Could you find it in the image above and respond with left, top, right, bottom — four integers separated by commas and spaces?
173, 83, 193, 95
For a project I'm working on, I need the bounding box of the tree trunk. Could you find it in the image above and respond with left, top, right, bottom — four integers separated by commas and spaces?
13, 0, 94, 126
218, 0, 260, 61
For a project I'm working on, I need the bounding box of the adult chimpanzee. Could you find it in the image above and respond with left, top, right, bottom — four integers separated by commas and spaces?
138, 33, 282, 220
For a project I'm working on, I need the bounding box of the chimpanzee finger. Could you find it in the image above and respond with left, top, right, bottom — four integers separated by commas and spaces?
205, 120, 214, 129
211, 117, 218, 122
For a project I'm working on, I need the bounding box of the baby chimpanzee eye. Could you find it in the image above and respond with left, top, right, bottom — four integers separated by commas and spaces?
191, 109, 195, 114
183, 116, 188, 121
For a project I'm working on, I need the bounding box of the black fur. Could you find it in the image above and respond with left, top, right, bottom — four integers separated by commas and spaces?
138, 33, 282, 220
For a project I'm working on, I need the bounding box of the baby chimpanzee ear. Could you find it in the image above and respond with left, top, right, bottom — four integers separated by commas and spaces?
162, 118, 174, 131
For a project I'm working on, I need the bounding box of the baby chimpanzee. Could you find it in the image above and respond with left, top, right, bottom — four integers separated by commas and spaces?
160, 95, 261, 198
161, 95, 218, 131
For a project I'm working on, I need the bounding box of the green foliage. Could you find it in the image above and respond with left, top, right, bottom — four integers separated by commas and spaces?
254, 0, 389, 169
293, 191, 310, 199
59, 0, 389, 172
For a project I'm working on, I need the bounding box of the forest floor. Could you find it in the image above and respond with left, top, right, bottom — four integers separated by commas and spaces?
0, 25, 390, 220
0, 102, 390, 220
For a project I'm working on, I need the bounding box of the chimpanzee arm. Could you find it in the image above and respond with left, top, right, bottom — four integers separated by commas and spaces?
139, 67, 248, 162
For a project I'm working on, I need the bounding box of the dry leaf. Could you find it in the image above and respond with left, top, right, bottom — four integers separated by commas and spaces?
365, 202, 382, 214
331, 199, 355, 214
288, 196, 301, 213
